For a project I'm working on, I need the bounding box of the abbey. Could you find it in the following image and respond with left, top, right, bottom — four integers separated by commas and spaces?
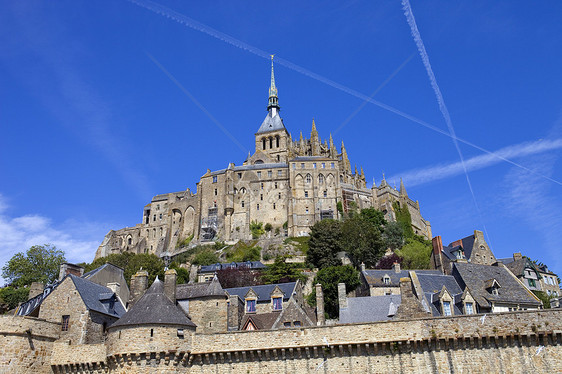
96, 60, 431, 259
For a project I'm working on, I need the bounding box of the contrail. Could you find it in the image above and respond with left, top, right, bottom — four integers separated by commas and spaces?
126, 0, 562, 187
401, 0, 490, 245
146, 52, 248, 155
388, 138, 562, 187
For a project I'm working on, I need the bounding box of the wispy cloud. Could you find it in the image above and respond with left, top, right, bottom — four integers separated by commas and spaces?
389, 138, 562, 187
0, 194, 107, 285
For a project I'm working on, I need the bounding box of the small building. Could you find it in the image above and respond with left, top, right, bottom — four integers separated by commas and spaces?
499, 253, 543, 292
197, 261, 265, 283
415, 272, 476, 316
241, 298, 316, 330
431, 230, 497, 274
358, 263, 440, 296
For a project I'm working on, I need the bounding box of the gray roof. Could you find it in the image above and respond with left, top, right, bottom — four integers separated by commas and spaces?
176, 277, 226, 299
82, 263, 124, 279
503, 258, 540, 279
69, 275, 126, 318
362, 269, 441, 287
110, 278, 195, 329
447, 235, 475, 260
416, 273, 464, 316
256, 112, 286, 134
199, 261, 266, 273
339, 295, 401, 324
441, 245, 464, 261
225, 282, 297, 303
452, 262, 541, 308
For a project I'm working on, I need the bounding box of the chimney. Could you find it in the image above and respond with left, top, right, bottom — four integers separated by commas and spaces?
106, 282, 120, 296
450, 239, 463, 248
360, 262, 366, 272
28, 282, 44, 300
164, 269, 177, 304
392, 262, 401, 273
338, 282, 348, 310
58, 263, 84, 281
513, 252, 523, 261
432, 236, 443, 255
129, 269, 149, 307
315, 284, 325, 326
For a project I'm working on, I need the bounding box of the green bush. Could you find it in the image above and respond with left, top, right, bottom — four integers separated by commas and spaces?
175, 234, 194, 249
192, 251, 219, 266
226, 241, 261, 262
250, 220, 265, 239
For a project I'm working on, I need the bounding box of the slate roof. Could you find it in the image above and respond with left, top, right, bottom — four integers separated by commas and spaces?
110, 278, 195, 329
256, 112, 286, 134
70, 275, 126, 317
416, 273, 464, 316
199, 261, 266, 273
176, 277, 226, 299
82, 263, 124, 279
16, 281, 60, 316
242, 312, 281, 330
225, 282, 297, 303
362, 270, 441, 287
441, 245, 464, 261
339, 295, 402, 324
452, 262, 542, 308
502, 258, 541, 279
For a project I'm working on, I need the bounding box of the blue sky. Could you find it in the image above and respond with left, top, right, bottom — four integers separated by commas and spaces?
1, 1, 561, 279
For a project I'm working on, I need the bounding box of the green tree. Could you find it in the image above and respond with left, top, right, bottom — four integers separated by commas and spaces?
359, 208, 387, 227
169, 265, 190, 284
393, 201, 414, 238
307, 219, 342, 269
2, 244, 66, 287
307, 265, 360, 318
250, 220, 265, 239
192, 251, 220, 265
396, 236, 432, 269
383, 221, 404, 250
340, 215, 385, 268
532, 290, 554, 309
262, 256, 306, 284
84, 252, 164, 286
0, 286, 30, 313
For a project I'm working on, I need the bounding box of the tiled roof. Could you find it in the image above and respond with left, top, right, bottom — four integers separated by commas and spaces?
176, 277, 226, 299
225, 282, 297, 303
339, 295, 401, 324
110, 278, 195, 328
452, 262, 541, 308
416, 273, 464, 316
256, 112, 286, 134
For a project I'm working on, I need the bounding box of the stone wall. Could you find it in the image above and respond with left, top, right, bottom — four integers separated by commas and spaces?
0, 316, 60, 374
106, 325, 194, 356
187, 297, 228, 334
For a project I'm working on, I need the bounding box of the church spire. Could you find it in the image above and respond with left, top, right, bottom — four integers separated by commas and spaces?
267, 55, 280, 115
400, 178, 408, 197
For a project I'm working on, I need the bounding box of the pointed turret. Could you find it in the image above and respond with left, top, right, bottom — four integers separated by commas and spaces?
299, 132, 306, 155
400, 178, 408, 197
329, 134, 336, 158
341, 141, 351, 172
354, 164, 358, 175
360, 166, 365, 177
380, 173, 388, 187
310, 119, 320, 156
267, 55, 280, 115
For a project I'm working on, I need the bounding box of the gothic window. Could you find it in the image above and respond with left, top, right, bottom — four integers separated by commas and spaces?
269, 137, 273, 148
128, 237, 132, 245
305, 174, 312, 184
276, 136, 280, 147
318, 174, 324, 184
238, 172, 242, 179
262, 138, 266, 150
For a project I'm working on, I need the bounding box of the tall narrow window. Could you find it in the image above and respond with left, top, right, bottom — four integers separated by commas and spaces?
257, 171, 261, 179
257, 204, 260, 211
465, 302, 474, 315
304, 191, 309, 198
61, 315, 70, 331
241, 201, 245, 208
442, 301, 452, 316
331, 163, 335, 169
212, 176, 218, 183
306, 174, 312, 184
269, 137, 273, 148
273, 297, 282, 311
260, 194, 263, 201
274, 182, 278, 189
313, 163, 317, 169
246, 299, 256, 313
262, 138, 266, 150
214, 188, 218, 196
276, 136, 280, 147
268, 170, 272, 178
273, 203, 276, 209
323, 190, 327, 197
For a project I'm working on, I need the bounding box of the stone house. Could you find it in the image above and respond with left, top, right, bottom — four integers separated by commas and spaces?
357, 263, 441, 296
499, 253, 560, 298
414, 272, 477, 316
95, 60, 431, 259
82, 262, 130, 304
536, 263, 560, 297
197, 261, 265, 283
241, 298, 316, 330
431, 230, 498, 274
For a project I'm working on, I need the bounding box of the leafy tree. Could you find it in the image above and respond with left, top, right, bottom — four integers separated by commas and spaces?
396, 236, 432, 269
225, 242, 261, 262
2, 244, 66, 287
169, 265, 190, 285
250, 220, 265, 239
307, 265, 360, 318
0, 286, 30, 313
262, 256, 307, 284
307, 219, 343, 269
192, 250, 220, 265
375, 253, 404, 269
216, 267, 263, 288
84, 252, 164, 286
340, 215, 385, 268
393, 201, 414, 238
359, 208, 387, 227
532, 290, 554, 309
264, 223, 273, 232
383, 221, 404, 250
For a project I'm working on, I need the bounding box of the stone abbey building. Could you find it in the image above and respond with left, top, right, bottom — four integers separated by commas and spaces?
96, 60, 431, 259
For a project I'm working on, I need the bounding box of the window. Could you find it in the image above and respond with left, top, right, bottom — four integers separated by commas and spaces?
292, 163, 296, 169
273, 203, 276, 209
306, 174, 312, 184
276, 136, 280, 147
293, 321, 301, 327
261, 183, 264, 190
214, 189, 218, 196
212, 176, 218, 183
273, 297, 282, 311
150, 328, 154, 337
528, 279, 536, 287
301, 163, 305, 169
323, 190, 327, 197
127, 237, 132, 245
159, 213, 162, 220
321, 163, 325, 169
177, 329, 184, 338
319, 174, 324, 184
283, 322, 291, 328
153, 215, 156, 222
246, 299, 256, 313
156, 204, 160, 210
257, 171, 262, 179
262, 138, 266, 150
278, 170, 283, 176
274, 182, 278, 189
304, 191, 309, 198
383, 276, 390, 285
159, 228, 163, 236
331, 163, 335, 169
305, 207, 309, 213
491, 287, 499, 295
269, 137, 273, 148
443, 301, 452, 316
313, 163, 316, 169
238, 172, 242, 179
257, 204, 260, 211
61, 315, 70, 331
260, 194, 263, 201
465, 302, 474, 315
241, 201, 245, 208
277, 155, 280, 161
278, 193, 281, 199
268, 170, 272, 178
340, 175, 344, 183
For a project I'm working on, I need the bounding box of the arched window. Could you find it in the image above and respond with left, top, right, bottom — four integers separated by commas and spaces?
305, 174, 312, 184
269, 137, 273, 149
262, 138, 266, 150
318, 174, 324, 184
276, 136, 280, 147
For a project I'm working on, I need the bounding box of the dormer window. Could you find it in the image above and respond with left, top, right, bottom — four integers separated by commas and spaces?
383, 275, 391, 285
442, 301, 452, 316
465, 302, 474, 315
485, 279, 501, 295
272, 297, 282, 311
246, 299, 256, 313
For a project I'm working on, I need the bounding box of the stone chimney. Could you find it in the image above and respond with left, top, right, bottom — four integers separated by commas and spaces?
164, 269, 177, 304
338, 283, 348, 310
28, 282, 44, 300
395, 277, 429, 319
129, 269, 149, 307
360, 262, 366, 272
106, 282, 120, 296
432, 236, 443, 255
58, 263, 84, 281
513, 252, 523, 261
392, 262, 401, 273
315, 284, 325, 326
431, 236, 444, 271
